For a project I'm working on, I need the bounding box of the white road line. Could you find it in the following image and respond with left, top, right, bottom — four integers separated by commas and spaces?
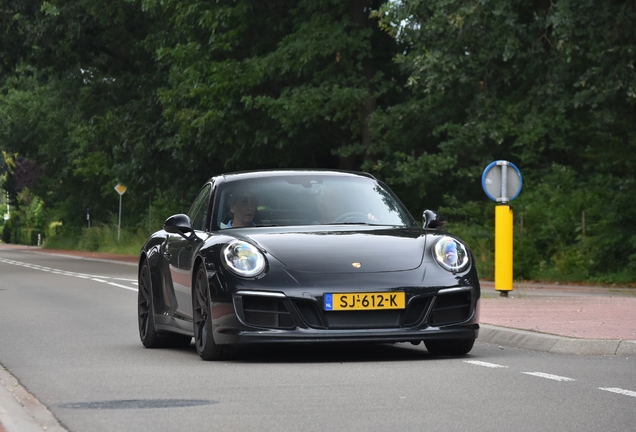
106, 282, 138, 292
91, 278, 108, 283
0, 257, 138, 292
523, 372, 575, 382
599, 388, 636, 398
464, 360, 508, 368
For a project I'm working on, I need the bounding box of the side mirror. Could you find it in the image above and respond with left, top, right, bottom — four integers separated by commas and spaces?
164, 214, 195, 238
422, 209, 446, 230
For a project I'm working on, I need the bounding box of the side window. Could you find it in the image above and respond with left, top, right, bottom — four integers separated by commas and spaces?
187, 185, 211, 231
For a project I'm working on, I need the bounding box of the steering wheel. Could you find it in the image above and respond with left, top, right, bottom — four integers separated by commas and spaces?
334, 211, 369, 223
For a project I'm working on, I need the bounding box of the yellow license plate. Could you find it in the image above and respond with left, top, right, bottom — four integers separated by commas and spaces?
324, 292, 405, 311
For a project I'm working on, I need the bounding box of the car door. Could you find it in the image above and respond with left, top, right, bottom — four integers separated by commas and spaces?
171, 184, 213, 322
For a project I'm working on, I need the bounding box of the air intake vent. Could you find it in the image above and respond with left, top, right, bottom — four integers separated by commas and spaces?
240, 296, 295, 329
402, 297, 431, 326
429, 291, 472, 326
292, 300, 326, 328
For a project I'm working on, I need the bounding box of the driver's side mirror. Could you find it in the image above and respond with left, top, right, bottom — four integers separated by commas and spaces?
164, 214, 195, 238
422, 209, 446, 229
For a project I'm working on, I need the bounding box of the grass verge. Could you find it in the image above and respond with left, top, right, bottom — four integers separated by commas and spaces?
44, 224, 146, 256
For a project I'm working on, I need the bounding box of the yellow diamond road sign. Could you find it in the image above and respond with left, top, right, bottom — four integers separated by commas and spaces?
114, 183, 127, 196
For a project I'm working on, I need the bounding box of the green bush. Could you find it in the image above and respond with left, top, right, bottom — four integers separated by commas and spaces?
44, 222, 147, 256
18, 228, 42, 245
47, 221, 63, 240
1, 221, 9, 243
512, 229, 538, 281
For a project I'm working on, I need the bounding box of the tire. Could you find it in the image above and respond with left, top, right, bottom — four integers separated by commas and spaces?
424, 338, 475, 356
138, 259, 191, 349
192, 265, 224, 360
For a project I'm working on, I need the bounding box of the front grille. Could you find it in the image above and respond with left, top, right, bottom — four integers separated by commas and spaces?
239, 296, 295, 329
292, 296, 432, 329
403, 296, 431, 326
237, 288, 474, 330
325, 310, 402, 329
429, 291, 473, 326
293, 301, 326, 328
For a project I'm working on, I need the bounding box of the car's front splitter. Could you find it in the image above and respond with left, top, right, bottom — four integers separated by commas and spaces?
225, 324, 479, 345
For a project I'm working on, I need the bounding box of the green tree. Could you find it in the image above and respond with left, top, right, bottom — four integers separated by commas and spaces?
372, 0, 636, 279
144, 0, 401, 179
0, 0, 172, 228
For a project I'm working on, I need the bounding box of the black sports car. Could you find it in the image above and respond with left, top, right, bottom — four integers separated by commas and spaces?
137, 170, 480, 360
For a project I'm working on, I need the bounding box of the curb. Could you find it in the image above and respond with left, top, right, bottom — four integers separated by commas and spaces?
0, 367, 67, 432
479, 324, 636, 356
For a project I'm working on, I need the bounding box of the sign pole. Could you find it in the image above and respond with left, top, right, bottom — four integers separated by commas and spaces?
118, 194, 122, 244
495, 205, 513, 296
114, 184, 127, 245
4, 191, 10, 221
482, 161, 522, 297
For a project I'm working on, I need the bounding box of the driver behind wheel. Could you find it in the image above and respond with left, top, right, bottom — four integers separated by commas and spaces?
220, 190, 257, 228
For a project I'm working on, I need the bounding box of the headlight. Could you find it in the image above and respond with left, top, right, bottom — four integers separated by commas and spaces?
222, 240, 266, 277
433, 237, 470, 273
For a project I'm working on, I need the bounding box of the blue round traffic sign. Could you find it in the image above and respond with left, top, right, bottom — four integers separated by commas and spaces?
482, 161, 522, 203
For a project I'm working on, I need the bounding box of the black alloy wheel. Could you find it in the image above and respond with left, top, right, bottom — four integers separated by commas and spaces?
424, 338, 475, 356
138, 259, 191, 348
192, 265, 224, 360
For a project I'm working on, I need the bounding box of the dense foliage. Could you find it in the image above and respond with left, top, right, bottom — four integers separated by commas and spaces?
1, 0, 634, 283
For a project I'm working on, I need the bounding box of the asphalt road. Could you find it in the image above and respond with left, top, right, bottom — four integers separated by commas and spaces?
1, 248, 635, 432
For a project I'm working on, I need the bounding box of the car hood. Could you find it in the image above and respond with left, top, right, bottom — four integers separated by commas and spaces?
244, 227, 427, 273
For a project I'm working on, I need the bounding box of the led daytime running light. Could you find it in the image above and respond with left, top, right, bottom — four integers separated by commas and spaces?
434, 237, 469, 272
223, 240, 266, 277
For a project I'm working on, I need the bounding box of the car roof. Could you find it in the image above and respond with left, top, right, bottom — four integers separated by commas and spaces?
208, 169, 376, 184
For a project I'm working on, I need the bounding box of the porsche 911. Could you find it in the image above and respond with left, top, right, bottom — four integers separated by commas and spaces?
137, 170, 480, 360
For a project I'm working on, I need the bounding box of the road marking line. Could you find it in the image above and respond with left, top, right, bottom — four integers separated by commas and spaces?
599, 387, 636, 398
464, 360, 508, 368
106, 282, 138, 292
0, 257, 138, 292
91, 278, 108, 283
523, 372, 575, 382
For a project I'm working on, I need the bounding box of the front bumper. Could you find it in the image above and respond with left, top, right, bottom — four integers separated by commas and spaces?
212, 286, 480, 345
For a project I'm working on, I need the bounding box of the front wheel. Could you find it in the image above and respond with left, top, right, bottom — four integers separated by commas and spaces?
192, 265, 224, 361
424, 338, 475, 356
138, 259, 191, 348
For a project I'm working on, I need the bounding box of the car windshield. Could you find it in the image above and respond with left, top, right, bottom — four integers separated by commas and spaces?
214, 175, 415, 229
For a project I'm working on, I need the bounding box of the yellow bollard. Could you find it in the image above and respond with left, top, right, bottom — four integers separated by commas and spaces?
495, 205, 513, 296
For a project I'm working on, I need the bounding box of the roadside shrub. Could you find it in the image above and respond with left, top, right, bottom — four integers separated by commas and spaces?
18, 228, 42, 245
47, 221, 63, 240
2, 221, 11, 243
513, 229, 539, 281
78, 226, 102, 251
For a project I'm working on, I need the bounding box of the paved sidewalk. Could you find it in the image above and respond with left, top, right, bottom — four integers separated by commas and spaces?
479, 281, 636, 355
